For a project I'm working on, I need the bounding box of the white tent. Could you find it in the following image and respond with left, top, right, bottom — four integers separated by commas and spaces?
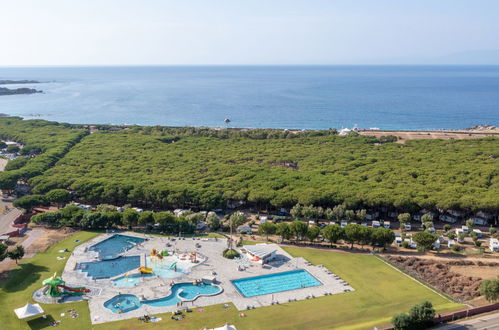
14, 303, 44, 319
214, 325, 237, 330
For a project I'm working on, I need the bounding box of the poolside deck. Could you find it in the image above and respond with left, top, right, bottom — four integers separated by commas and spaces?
60, 232, 353, 324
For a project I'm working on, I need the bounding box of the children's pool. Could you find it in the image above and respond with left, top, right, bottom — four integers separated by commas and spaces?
104, 294, 141, 313
231, 269, 321, 297
89, 234, 144, 259
104, 283, 222, 313
77, 256, 140, 279
112, 273, 153, 287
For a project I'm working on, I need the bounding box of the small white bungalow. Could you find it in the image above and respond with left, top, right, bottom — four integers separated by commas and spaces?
440, 214, 458, 223
372, 221, 380, 228
461, 225, 469, 233
448, 240, 456, 248
383, 221, 391, 229
237, 225, 253, 234
472, 229, 483, 238
472, 217, 488, 226
404, 223, 412, 231
340, 221, 348, 228
489, 238, 499, 252
366, 212, 379, 220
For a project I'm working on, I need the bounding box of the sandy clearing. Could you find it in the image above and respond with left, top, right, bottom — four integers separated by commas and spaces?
450, 265, 499, 280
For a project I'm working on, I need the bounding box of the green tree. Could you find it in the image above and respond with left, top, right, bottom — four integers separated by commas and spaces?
290, 203, 303, 219
121, 208, 139, 229
8, 245, 25, 264
302, 205, 317, 220
324, 208, 334, 220
258, 222, 277, 241
345, 210, 356, 221
229, 211, 247, 231
480, 278, 499, 302
412, 232, 438, 252
398, 213, 411, 229
490, 227, 496, 235
154, 211, 175, 230
408, 301, 435, 328
321, 224, 343, 246
206, 212, 221, 231
356, 209, 367, 222
465, 218, 474, 229
0, 141, 7, 149
306, 226, 320, 243
344, 223, 362, 248
358, 226, 374, 248
138, 211, 155, 226
392, 313, 412, 330
13, 194, 48, 212
46, 189, 71, 206
371, 227, 395, 251
332, 204, 346, 221
276, 222, 292, 241
6, 145, 20, 153
0, 242, 8, 261
290, 220, 308, 242
443, 224, 451, 232
421, 213, 433, 223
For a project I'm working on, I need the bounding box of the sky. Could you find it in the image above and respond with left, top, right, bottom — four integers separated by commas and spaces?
1, 0, 499, 65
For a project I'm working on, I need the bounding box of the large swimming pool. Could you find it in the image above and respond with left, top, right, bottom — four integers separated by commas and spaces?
89, 234, 144, 259
77, 256, 140, 279
104, 282, 222, 313
231, 269, 321, 297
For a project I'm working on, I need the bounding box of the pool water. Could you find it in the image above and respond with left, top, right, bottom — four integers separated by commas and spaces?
231, 269, 321, 297
145, 282, 222, 307
147, 256, 188, 278
104, 294, 141, 314
89, 234, 144, 259
104, 283, 222, 313
112, 273, 153, 287
77, 256, 140, 279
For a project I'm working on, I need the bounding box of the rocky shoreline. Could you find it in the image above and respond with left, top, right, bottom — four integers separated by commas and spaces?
0, 87, 42, 96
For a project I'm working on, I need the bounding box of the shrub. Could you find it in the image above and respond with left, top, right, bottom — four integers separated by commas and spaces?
401, 241, 410, 249
490, 227, 497, 235
451, 244, 462, 252
223, 248, 240, 259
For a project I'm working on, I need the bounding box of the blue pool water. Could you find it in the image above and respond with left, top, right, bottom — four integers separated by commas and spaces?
231, 269, 321, 297
104, 294, 141, 314
112, 273, 153, 287
77, 256, 140, 279
104, 283, 222, 313
89, 234, 144, 259
147, 256, 188, 278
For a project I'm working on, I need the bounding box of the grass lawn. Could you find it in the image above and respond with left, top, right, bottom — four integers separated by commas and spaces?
0, 231, 101, 330
1, 232, 463, 330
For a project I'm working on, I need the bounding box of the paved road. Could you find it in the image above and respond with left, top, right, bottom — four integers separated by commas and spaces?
0, 228, 45, 265
435, 312, 499, 330
0, 206, 23, 235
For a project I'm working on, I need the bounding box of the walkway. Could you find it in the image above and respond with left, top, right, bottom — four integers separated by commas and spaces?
435, 312, 499, 330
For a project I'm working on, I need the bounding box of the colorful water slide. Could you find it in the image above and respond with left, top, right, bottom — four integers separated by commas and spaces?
138, 266, 153, 274
58, 285, 90, 293
169, 262, 177, 270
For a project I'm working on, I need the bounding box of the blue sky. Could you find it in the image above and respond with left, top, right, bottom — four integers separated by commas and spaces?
1, 0, 498, 65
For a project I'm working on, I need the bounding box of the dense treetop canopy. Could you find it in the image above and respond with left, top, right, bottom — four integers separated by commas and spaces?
20, 122, 497, 212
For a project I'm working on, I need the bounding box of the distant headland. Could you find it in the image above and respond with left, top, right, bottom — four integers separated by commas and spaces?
0, 79, 42, 96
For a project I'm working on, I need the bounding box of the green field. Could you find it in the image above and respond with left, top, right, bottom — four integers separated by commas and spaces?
0, 231, 461, 330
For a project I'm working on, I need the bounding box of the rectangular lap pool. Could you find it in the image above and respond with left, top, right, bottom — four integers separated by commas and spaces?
89, 234, 144, 259
231, 269, 321, 297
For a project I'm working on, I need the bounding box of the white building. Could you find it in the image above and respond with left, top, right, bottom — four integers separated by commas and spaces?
241, 244, 278, 264
490, 238, 499, 252
372, 221, 380, 228
440, 214, 457, 223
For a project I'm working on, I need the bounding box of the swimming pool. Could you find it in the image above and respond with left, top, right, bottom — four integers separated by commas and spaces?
104, 294, 141, 314
77, 256, 140, 279
231, 269, 321, 297
89, 234, 144, 259
112, 273, 153, 287
104, 283, 222, 313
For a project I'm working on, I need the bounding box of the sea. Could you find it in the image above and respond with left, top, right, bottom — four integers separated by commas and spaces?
0, 66, 498, 130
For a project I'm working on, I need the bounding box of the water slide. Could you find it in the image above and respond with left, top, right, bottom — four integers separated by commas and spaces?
58, 285, 90, 293
169, 262, 177, 270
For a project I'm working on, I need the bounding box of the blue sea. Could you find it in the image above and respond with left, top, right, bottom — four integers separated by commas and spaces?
0, 66, 498, 130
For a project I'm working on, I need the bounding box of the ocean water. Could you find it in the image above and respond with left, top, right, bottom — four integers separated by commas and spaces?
0, 66, 498, 130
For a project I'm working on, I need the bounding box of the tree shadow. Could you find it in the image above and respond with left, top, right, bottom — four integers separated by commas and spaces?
27, 314, 55, 330
0, 263, 49, 292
